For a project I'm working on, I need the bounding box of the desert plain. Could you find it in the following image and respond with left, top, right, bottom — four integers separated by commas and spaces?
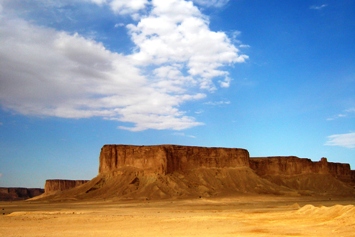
2, 145, 355, 237
1, 195, 355, 237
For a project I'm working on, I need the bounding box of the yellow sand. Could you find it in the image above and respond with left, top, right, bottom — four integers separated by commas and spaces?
1, 195, 354, 237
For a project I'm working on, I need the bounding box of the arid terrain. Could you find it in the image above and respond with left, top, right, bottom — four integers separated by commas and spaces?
1, 195, 355, 237
2, 145, 355, 236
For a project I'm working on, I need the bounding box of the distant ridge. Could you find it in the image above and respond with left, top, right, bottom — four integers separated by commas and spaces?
0, 187, 44, 201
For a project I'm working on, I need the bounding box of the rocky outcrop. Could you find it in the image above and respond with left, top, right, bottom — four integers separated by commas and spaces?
250, 157, 353, 182
44, 180, 89, 193
38, 145, 355, 200
0, 188, 44, 201
99, 145, 249, 175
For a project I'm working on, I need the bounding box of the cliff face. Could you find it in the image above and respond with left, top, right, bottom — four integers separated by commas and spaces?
250, 157, 353, 182
44, 180, 89, 193
351, 171, 355, 184
0, 188, 44, 201
99, 145, 250, 175
35, 145, 355, 200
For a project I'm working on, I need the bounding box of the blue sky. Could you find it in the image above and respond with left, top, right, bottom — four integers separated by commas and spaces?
0, 0, 354, 188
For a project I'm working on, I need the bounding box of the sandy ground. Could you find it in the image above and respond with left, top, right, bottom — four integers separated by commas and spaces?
1, 195, 355, 237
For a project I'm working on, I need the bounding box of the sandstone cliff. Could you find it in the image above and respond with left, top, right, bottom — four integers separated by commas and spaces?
250, 156, 355, 195
44, 180, 89, 193
0, 188, 44, 201
99, 145, 250, 175
37, 145, 355, 201
250, 157, 353, 182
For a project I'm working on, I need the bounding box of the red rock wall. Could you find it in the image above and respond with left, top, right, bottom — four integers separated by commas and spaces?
250, 157, 353, 182
0, 188, 44, 201
351, 170, 355, 183
98, 145, 354, 184
44, 180, 88, 193
99, 145, 250, 175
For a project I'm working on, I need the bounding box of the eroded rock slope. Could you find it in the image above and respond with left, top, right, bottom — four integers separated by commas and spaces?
39, 145, 355, 200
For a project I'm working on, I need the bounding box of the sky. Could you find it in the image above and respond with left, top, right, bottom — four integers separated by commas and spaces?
0, 0, 354, 188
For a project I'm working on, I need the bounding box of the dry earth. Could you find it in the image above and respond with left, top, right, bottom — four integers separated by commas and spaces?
1, 195, 355, 237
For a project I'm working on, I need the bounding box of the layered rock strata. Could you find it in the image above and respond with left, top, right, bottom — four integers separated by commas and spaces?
44, 180, 89, 193
250, 157, 354, 183
0, 188, 44, 201
99, 145, 250, 175
39, 145, 355, 200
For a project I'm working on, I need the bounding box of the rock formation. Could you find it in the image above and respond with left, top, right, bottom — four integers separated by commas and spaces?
44, 180, 89, 193
250, 157, 354, 183
0, 188, 44, 201
37, 145, 355, 201
99, 145, 250, 175
250, 156, 355, 195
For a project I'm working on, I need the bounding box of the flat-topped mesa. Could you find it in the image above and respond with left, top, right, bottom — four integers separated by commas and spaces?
44, 180, 89, 193
99, 145, 250, 175
0, 188, 44, 201
250, 156, 353, 182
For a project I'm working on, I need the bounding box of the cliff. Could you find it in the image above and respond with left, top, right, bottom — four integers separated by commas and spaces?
0, 188, 44, 201
44, 180, 89, 193
37, 145, 355, 200
250, 157, 353, 182
99, 145, 249, 175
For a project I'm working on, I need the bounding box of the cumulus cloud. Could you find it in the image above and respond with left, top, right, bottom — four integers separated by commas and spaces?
325, 132, 355, 149
127, 0, 247, 91
0, 0, 247, 131
108, 0, 148, 15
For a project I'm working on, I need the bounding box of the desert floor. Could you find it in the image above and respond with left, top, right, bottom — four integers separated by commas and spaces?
1, 195, 355, 237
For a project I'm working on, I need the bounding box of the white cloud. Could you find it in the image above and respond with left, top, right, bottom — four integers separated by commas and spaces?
0, 0, 247, 131
114, 23, 125, 28
219, 77, 231, 88
109, 0, 148, 15
127, 0, 248, 91
327, 107, 355, 121
239, 44, 250, 48
310, 4, 328, 10
325, 132, 355, 149
90, 0, 107, 5
173, 132, 196, 138
327, 113, 347, 121
192, 0, 229, 8
204, 100, 230, 106
346, 108, 355, 113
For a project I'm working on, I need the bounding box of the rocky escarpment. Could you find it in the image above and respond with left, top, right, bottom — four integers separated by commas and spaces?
250, 156, 355, 195
44, 180, 89, 193
99, 145, 250, 175
250, 157, 353, 183
38, 145, 355, 201
0, 188, 44, 201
